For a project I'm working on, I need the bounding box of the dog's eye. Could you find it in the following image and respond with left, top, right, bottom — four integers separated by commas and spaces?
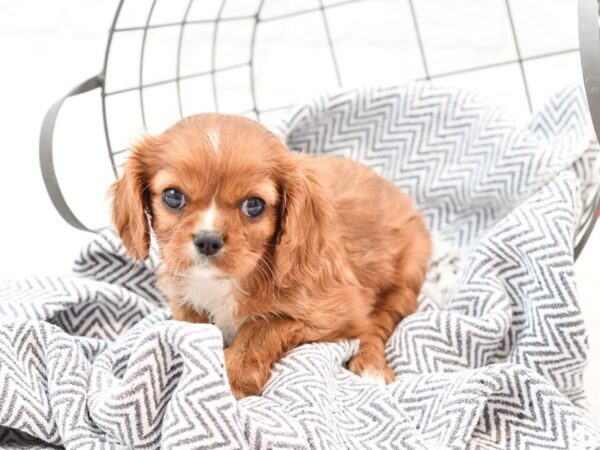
241, 197, 265, 218
162, 189, 186, 210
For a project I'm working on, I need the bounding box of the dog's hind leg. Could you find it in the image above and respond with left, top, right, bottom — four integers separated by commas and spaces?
347, 287, 417, 383
348, 232, 430, 383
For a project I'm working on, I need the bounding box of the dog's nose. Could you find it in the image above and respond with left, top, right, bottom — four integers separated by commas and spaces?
193, 232, 224, 256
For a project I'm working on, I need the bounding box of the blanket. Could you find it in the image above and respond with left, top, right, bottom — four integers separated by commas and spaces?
1, 83, 599, 449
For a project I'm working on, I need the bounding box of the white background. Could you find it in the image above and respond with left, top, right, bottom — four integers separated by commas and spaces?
0, 0, 598, 416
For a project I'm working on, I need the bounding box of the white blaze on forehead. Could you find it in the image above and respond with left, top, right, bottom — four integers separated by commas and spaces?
201, 128, 220, 229
206, 128, 219, 153
201, 198, 218, 231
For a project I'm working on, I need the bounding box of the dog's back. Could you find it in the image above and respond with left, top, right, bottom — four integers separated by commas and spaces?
311, 155, 431, 302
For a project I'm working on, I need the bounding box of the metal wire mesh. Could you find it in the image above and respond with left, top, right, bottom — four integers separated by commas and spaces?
99, 0, 580, 176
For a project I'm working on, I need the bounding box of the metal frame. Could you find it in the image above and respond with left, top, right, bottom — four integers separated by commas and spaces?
575, 0, 600, 259
39, 0, 600, 259
99, 0, 583, 157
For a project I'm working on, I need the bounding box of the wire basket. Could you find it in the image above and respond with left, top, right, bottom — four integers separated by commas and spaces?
40, 0, 600, 258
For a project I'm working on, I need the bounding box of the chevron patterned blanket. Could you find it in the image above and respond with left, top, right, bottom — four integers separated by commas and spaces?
2, 83, 600, 449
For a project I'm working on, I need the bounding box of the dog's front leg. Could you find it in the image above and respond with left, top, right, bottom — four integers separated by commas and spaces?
224, 317, 305, 399
170, 301, 209, 324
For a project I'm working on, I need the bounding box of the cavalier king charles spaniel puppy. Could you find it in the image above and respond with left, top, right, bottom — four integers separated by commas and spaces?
110, 113, 431, 399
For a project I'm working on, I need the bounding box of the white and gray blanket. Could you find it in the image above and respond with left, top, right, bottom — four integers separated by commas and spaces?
1, 83, 599, 449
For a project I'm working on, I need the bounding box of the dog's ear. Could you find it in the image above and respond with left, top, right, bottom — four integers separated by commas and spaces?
109, 138, 153, 260
274, 154, 334, 288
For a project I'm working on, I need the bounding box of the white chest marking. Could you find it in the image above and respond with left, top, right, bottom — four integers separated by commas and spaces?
179, 266, 239, 345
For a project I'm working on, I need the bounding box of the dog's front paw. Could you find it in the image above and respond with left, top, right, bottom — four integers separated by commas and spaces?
224, 348, 270, 399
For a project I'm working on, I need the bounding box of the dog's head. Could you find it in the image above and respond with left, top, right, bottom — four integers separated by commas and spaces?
110, 113, 331, 288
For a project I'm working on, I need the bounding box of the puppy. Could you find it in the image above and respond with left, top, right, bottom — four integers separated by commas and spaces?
110, 113, 431, 399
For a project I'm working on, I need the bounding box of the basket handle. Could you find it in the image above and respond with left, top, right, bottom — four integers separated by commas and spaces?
577, 0, 600, 259
39, 74, 104, 232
